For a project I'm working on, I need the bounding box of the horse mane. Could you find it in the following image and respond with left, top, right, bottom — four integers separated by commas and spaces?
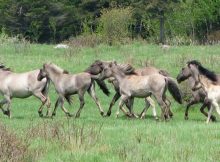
84, 60, 103, 74
187, 60, 218, 82
117, 63, 137, 75
47, 63, 69, 74
0, 64, 11, 71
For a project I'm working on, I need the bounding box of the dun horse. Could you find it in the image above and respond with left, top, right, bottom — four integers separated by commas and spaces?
86, 60, 178, 119
99, 61, 182, 119
186, 60, 220, 123
177, 63, 216, 121
0, 64, 50, 118
38, 63, 109, 118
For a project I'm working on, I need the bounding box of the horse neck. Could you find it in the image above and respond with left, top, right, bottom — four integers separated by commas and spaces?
188, 76, 196, 88
111, 67, 126, 83
46, 68, 62, 83
199, 75, 211, 91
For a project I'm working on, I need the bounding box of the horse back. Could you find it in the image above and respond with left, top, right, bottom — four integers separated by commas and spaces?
0, 69, 47, 98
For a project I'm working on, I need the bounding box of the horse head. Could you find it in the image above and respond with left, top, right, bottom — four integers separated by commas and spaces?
37, 69, 47, 81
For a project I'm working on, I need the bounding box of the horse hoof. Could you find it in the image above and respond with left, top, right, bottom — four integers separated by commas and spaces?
38, 112, 43, 117
100, 111, 104, 116
155, 117, 159, 121
106, 111, 111, 116
126, 113, 133, 118
66, 113, 73, 117
184, 116, 189, 120
3, 110, 10, 117
75, 114, 80, 118
52, 113, 56, 117
211, 116, 216, 122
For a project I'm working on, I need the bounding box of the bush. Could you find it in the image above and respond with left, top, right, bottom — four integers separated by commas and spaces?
0, 123, 28, 162
97, 7, 133, 45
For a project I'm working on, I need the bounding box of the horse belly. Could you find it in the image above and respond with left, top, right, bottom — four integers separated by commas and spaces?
12, 89, 32, 98
131, 89, 151, 98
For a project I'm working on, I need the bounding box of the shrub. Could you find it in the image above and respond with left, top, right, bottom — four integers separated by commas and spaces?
0, 123, 28, 162
97, 7, 133, 45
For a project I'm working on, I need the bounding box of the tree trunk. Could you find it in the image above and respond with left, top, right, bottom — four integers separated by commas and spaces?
159, 10, 165, 44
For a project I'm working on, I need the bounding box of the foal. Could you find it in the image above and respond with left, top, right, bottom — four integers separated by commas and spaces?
0, 64, 50, 118
38, 63, 106, 118
187, 60, 220, 123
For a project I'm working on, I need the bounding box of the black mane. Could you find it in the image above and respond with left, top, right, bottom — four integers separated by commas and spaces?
117, 63, 137, 75
187, 60, 217, 82
84, 60, 102, 75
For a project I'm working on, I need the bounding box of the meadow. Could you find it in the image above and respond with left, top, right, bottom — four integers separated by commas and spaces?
0, 41, 220, 162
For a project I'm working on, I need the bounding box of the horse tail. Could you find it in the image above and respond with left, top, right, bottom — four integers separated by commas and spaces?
94, 79, 110, 96
89, 74, 110, 96
166, 77, 183, 104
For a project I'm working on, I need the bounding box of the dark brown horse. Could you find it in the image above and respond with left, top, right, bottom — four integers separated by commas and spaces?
186, 60, 220, 123
177, 62, 216, 121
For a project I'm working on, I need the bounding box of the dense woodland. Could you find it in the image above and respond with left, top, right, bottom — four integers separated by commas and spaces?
0, 0, 220, 44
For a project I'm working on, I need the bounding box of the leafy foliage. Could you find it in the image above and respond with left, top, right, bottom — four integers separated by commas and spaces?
0, 0, 219, 43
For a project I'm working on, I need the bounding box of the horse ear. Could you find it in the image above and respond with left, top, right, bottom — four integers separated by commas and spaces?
113, 61, 117, 65
109, 62, 113, 67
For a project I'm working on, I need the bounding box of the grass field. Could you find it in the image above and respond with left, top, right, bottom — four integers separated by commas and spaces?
0, 41, 220, 162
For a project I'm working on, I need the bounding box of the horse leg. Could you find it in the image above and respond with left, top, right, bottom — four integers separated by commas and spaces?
154, 94, 168, 121
60, 96, 72, 117
185, 98, 199, 120
139, 98, 151, 119
165, 98, 173, 118
87, 83, 104, 116
52, 97, 61, 117
46, 97, 51, 116
106, 92, 121, 117
3, 95, 11, 118
117, 95, 130, 118
33, 92, 47, 117
206, 104, 214, 124
199, 99, 216, 121
75, 92, 85, 118
145, 97, 158, 120
128, 97, 138, 118
0, 98, 8, 115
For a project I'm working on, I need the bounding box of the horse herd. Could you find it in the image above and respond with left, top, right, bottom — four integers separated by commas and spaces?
0, 60, 219, 123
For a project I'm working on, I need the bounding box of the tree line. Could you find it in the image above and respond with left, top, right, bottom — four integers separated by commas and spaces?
0, 0, 219, 44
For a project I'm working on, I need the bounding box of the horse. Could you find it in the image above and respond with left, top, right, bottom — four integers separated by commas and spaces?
186, 60, 220, 123
99, 61, 182, 120
177, 63, 217, 121
0, 64, 50, 118
86, 60, 177, 119
37, 62, 109, 118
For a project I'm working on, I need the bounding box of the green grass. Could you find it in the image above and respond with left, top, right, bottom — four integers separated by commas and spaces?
1, 42, 220, 162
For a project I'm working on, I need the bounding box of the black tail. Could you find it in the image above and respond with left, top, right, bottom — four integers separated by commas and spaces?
166, 77, 182, 104
94, 79, 110, 96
